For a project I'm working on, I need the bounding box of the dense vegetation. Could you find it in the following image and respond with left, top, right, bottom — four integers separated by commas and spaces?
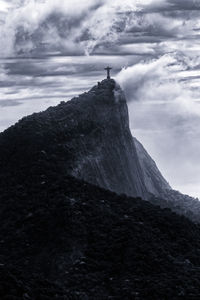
1, 160, 200, 299
150, 190, 200, 223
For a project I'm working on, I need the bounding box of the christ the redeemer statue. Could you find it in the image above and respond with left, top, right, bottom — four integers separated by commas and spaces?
104, 66, 112, 79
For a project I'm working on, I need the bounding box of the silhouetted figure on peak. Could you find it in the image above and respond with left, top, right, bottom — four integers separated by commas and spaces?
104, 66, 112, 79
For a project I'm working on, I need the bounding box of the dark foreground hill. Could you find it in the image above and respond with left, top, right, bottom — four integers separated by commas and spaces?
1, 166, 200, 299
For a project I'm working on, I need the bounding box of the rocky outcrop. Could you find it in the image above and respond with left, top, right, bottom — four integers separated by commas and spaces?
134, 137, 171, 196
133, 137, 200, 223
0, 78, 199, 223
0, 79, 147, 199
68, 80, 148, 198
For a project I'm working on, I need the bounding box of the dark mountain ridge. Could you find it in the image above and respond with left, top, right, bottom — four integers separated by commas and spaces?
0, 78, 199, 223
1, 161, 200, 299
0, 79, 147, 199
133, 138, 200, 222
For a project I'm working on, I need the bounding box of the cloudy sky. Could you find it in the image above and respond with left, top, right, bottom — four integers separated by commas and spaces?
1, 0, 200, 198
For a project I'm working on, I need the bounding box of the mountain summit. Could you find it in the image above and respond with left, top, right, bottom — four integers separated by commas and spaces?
0, 79, 169, 200
1, 78, 200, 222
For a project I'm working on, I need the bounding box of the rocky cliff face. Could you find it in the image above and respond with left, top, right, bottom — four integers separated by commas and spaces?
0, 79, 147, 199
68, 80, 148, 198
133, 135, 200, 223
1, 78, 200, 223
134, 137, 171, 196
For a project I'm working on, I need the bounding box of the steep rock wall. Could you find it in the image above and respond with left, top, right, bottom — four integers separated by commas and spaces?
134, 137, 171, 196
0, 79, 147, 198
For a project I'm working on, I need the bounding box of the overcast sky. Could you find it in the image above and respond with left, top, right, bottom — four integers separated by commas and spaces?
1, 0, 200, 198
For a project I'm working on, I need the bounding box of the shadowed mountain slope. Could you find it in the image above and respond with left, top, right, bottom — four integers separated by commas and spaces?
0, 79, 147, 199
134, 137, 171, 196
1, 166, 200, 299
133, 136, 200, 223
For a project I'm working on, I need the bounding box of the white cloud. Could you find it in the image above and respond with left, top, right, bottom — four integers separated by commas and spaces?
1, 0, 200, 58
0, 0, 108, 56
0, 0, 12, 12
115, 54, 200, 197
116, 54, 200, 116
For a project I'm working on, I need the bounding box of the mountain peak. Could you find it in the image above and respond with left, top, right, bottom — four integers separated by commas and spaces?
95, 78, 116, 90
1, 77, 200, 220
0, 78, 147, 198
72, 78, 125, 107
